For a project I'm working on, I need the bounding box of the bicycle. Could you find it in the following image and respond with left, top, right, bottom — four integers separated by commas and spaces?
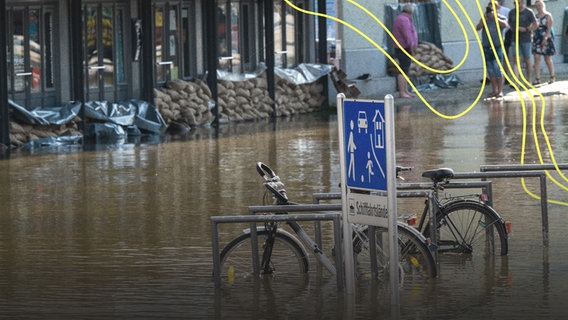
399, 167, 509, 260
218, 162, 437, 287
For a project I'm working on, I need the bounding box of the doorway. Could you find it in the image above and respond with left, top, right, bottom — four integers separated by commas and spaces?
83, 2, 129, 102
6, 4, 58, 109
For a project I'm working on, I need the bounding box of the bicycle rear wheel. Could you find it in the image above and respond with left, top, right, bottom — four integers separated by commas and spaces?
220, 230, 309, 286
353, 225, 437, 283
425, 200, 508, 257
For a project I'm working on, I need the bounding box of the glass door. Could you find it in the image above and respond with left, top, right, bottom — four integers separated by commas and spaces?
83, 2, 128, 102
7, 5, 58, 109
154, 3, 181, 83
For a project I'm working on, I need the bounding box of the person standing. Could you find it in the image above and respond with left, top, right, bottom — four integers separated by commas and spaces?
392, 3, 418, 99
477, 2, 509, 98
507, 0, 537, 84
496, 0, 512, 83
532, 0, 556, 84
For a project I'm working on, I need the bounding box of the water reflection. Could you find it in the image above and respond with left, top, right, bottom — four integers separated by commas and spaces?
2, 97, 568, 318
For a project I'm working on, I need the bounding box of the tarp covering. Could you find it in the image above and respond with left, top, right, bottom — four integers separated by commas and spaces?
83, 100, 167, 138
83, 100, 136, 126
412, 74, 463, 92
217, 62, 333, 85
10, 99, 166, 148
274, 63, 334, 85
9, 100, 81, 126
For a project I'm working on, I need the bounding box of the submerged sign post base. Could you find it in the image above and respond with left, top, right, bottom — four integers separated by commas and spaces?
337, 93, 399, 305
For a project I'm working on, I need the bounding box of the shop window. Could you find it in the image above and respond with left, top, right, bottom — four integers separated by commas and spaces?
6, 5, 58, 108
274, 0, 309, 68
154, 1, 197, 84
216, 0, 260, 74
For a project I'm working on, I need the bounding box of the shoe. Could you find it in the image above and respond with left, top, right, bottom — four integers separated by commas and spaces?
533, 78, 540, 85
548, 76, 555, 84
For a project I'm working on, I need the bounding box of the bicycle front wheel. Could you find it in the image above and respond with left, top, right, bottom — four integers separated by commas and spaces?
425, 200, 508, 257
353, 225, 437, 282
220, 230, 309, 286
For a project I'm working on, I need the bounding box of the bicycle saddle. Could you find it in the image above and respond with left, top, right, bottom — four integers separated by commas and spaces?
422, 168, 454, 182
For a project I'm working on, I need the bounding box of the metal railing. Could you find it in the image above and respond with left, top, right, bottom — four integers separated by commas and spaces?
475, 163, 568, 247
453, 170, 548, 246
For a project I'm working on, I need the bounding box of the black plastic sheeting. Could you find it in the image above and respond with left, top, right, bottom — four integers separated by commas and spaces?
9, 99, 167, 149
217, 62, 333, 84
9, 99, 82, 126
411, 74, 463, 92
83, 100, 167, 135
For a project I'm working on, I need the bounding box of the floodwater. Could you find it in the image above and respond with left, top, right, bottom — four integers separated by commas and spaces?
2, 94, 568, 319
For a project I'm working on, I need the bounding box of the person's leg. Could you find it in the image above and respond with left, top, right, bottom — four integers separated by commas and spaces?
395, 48, 415, 98
522, 42, 533, 84
488, 53, 503, 97
533, 53, 541, 84
503, 44, 512, 84
544, 55, 555, 83
524, 56, 532, 84
509, 42, 520, 81
494, 47, 504, 95
489, 75, 499, 96
397, 74, 414, 98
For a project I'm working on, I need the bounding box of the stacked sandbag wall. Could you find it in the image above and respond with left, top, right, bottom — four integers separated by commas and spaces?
274, 76, 326, 116
217, 76, 273, 123
387, 41, 453, 77
153, 78, 215, 127
9, 120, 82, 147
154, 73, 326, 126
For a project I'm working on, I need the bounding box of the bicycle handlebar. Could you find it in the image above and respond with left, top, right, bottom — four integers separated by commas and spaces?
256, 162, 278, 181
396, 166, 412, 173
256, 162, 289, 204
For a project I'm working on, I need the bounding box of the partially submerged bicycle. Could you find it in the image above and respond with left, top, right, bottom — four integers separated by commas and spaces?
218, 162, 437, 287
408, 167, 509, 258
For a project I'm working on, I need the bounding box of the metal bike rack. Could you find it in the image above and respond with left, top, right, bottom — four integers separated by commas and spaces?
211, 204, 343, 290
312, 181, 492, 263
452, 170, 549, 246
476, 163, 568, 247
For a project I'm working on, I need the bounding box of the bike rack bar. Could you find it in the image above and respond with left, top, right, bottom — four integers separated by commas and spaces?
480, 163, 568, 171
211, 210, 343, 290
453, 170, 549, 246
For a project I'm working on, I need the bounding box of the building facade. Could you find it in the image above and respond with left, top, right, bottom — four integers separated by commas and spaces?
0, 0, 328, 150
337, 0, 568, 98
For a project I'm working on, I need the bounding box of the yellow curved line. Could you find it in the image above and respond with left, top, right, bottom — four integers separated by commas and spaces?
285, 0, 568, 205
348, 0, 469, 74
284, 0, 487, 120
475, 1, 568, 205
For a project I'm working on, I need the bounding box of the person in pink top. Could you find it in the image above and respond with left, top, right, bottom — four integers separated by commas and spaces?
392, 3, 418, 98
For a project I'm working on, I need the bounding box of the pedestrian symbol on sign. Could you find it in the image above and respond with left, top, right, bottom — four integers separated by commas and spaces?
343, 100, 387, 191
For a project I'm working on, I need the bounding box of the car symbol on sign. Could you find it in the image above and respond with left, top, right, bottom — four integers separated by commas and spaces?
357, 111, 368, 133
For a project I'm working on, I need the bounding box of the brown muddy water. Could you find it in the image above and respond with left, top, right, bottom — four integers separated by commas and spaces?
1, 95, 568, 319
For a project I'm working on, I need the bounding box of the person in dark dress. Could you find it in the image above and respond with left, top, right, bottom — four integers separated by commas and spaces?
532, 0, 556, 84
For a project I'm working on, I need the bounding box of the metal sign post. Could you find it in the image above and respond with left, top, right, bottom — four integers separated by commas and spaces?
337, 93, 399, 305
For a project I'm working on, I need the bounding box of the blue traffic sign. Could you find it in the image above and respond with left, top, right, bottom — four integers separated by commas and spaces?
342, 100, 387, 191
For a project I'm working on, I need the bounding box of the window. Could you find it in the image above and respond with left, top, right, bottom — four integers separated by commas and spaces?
216, 0, 260, 73
6, 4, 58, 108
154, 0, 197, 84
274, 0, 309, 68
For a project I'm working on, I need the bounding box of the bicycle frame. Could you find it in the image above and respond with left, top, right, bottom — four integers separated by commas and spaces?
271, 218, 338, 275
